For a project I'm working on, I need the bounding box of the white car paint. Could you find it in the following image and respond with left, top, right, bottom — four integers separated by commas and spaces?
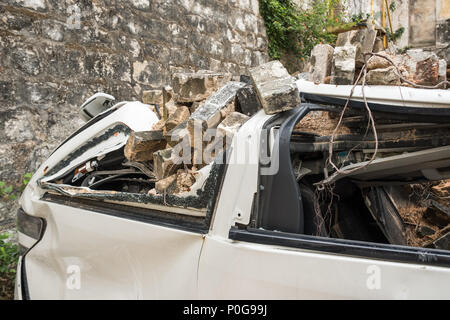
198, 236, 450, 299
16, 102, 450, 299
79, 92, 116, 122
24, 200, 203, 299
211, 110, 273, 237
296, 79, 450, 108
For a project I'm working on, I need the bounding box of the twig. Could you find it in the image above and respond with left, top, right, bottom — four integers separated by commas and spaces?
365, 52, 450, 89
435, 43, 450, 53
326, 56, 379, 178
320, 50, 450, 187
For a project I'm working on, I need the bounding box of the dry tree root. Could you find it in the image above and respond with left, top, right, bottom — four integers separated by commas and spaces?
312, 50, 449, 240
313, 182, 339, 237
315, 55, 380, 191
318, 51, 450, 190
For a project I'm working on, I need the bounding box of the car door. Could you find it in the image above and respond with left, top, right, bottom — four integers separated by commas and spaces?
197, 107, 450, 299
198, 230, 450, 299
18, 102, 211, 299
23, 197, 205, 299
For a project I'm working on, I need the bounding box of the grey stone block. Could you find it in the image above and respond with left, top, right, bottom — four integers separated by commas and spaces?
236, 84, 262, 116
190, 81, 246, 128
153, 148, 182, 180
249, 60, 300, 115
172, 71, 232, 103
331, 45, 357, 85
366, 66, 401, 85
217, 111, 249, 138
336, 29, 377, 67
310, 44, 334, 84
124, 130, 166, 162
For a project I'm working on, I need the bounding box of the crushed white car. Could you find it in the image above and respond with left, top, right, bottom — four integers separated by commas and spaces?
15, 61, 450, 299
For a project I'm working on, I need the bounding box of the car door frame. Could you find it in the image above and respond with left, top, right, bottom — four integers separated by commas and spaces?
198, 104, 450, 299
19, 115, 228, 299
244, 104, 450, 268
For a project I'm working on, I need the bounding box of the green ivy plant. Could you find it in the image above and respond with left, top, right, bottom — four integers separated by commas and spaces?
351, 12, 370, 24
0, 182, 15, 201
0, 172, 31, 299
259, 0, 346, 60
389, 1, 397, 12
351, 3, 404, 44
386, 26, 405, 42
0, 173, 32, 202
0, 233, 18, 275
22, 173, 32, 189
0, 232, 19, 299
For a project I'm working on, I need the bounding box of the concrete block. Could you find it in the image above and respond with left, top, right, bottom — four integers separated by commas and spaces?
172, 71, 232, 103
124, 130, 166, 162
249, 60, 300, 115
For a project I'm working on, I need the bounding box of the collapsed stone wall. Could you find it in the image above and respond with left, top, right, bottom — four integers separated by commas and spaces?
0, 0, 269, 193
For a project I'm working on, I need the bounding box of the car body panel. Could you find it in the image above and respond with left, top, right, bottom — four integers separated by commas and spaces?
297, 79, 450, 108
198, 235, 450, 299
23, 199, 203, 299
211, 110, 273, 238
33, 101, 158, 187
15, 100, 450, 299
17, 100, 205, 299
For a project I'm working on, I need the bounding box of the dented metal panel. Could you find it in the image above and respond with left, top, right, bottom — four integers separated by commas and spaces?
32, 102, 158, 187
24, 199, 205, 299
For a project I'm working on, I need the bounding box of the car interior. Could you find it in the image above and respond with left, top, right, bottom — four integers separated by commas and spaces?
289, 106, 450, 250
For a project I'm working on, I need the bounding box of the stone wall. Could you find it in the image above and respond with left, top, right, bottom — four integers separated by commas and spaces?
0, 0, 269, 197
437, 0, 450, 50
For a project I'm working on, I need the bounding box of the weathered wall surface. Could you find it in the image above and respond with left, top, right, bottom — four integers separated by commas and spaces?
346, 0, 409, 49
437, 0, 450, 51
293, 0, 411, 49
0, 0, 268, 198
409, 0, 436, 47
345, 0, 449, 55
439, 0, 450, 19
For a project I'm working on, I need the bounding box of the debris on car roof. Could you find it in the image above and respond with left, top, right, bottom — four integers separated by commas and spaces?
294, 111, 351, 136
249, 60, 301, 114
41, 68, 259, 204
396, 181, 450, 249
39, 32, 449, 251
302, 27, 447, 88
289, 26, 449, 250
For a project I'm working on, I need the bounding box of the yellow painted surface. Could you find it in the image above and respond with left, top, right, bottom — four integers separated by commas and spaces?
441, 0, 450, 19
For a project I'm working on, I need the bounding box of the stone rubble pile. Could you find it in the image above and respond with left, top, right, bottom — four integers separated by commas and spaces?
304, 28, 448, 87
132, 60, 299, 195
296, 31, 449, 250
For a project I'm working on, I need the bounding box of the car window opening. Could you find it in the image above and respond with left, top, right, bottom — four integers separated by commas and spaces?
290, 109, 450, 251
40, 147, 225, 214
